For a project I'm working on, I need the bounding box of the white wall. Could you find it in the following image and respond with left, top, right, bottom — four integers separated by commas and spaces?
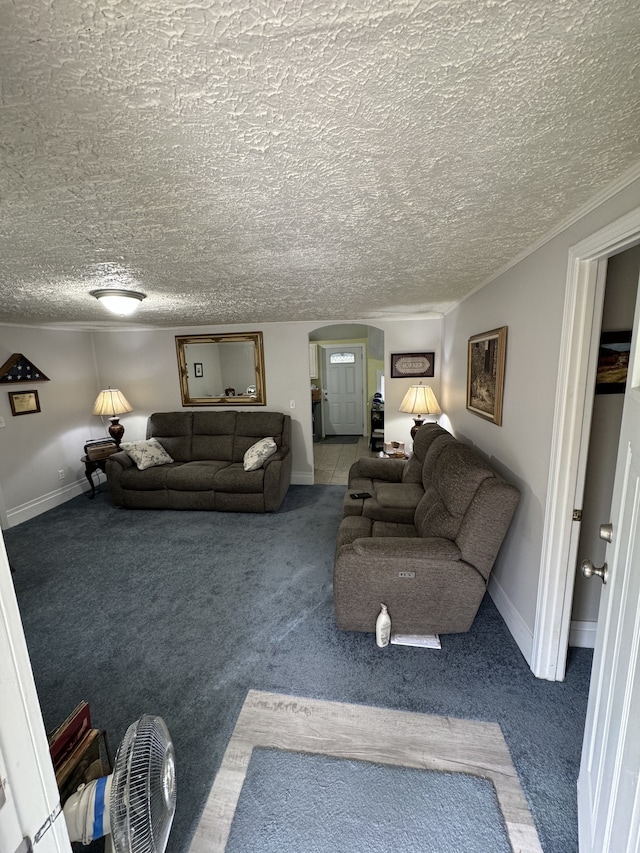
0, 327, 102, 527
92, 317, 443, 483
0, 317, 441, 526
92, 323, 317, 482
442, 176, 640, 664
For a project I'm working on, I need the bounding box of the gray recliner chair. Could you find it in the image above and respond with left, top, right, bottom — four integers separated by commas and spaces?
334, 440, 519, 636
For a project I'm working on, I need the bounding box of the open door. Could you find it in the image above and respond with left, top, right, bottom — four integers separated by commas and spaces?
577, 273, 640, 851
0, 535, 71, 851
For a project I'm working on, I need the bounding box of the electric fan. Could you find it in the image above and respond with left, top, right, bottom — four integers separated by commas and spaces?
63, 714, 176, 853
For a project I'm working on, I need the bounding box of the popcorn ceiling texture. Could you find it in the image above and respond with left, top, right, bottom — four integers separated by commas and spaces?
0, 0, 638, 328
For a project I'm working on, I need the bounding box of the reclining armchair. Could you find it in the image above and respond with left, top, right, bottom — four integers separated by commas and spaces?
334, 440, 519, 636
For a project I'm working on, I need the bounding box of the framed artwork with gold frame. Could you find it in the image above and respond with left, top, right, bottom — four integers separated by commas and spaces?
466, 327, 507, 425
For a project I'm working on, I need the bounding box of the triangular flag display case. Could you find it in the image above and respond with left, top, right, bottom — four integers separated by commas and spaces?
0, 353, 50, 383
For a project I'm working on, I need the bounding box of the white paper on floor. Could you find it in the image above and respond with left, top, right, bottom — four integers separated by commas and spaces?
390, 633, 441, 649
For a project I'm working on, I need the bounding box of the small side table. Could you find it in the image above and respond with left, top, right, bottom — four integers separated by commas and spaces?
82, 455, 108, 499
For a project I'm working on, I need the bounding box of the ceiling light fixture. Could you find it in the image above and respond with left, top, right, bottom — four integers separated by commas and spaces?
91, 289, 146, 316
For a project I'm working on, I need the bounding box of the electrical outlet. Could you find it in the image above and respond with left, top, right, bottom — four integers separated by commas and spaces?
58, 469, 65, 480
289, 399, 295, 409
0, 416, 5, 428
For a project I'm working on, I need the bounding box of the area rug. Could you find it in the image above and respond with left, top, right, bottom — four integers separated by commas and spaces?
189, 690, 543, 853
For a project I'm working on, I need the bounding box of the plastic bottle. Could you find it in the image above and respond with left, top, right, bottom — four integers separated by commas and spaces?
376, 603, 391, 648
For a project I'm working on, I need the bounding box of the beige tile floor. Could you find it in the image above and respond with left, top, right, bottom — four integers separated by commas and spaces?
313, 435, 374, 485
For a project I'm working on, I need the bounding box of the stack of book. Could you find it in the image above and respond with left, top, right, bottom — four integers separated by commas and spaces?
48, 701, 112, 804
84, 437, 119, 461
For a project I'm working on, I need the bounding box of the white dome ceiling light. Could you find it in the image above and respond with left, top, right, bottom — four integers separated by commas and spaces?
92, 289, 146, 316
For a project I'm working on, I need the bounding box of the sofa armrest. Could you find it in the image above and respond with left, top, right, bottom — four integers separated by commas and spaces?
106, 450, 134, 470
262, 446, 292, 511
351, 536, 461, 561
347, 457, 405, 483
263, 448, 289, 467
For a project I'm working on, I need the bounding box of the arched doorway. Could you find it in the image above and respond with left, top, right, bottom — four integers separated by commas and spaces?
308, 323, 385, 484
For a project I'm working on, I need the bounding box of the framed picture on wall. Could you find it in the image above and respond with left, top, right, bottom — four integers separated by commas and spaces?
466, 327, 507, 425
595, 330, 631, 394
193, 362, 203, 378
390, 352, 435, 378
8, 389, 41, 416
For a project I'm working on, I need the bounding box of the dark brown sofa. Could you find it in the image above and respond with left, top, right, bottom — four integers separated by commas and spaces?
106, 411, 292, 512
334, 430, 519, 636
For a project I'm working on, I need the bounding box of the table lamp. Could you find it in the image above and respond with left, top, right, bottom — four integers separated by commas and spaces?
92, 388, 133, 446
399, 382, 441, 438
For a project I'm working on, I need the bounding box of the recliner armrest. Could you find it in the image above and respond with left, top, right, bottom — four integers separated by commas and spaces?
347, 457, 405, 483
351, 537, 461, 561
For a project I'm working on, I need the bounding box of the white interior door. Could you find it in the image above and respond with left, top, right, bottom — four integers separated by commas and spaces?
577, 274, 640, 852
322, 345, 364, 436
0, 535, 72, 852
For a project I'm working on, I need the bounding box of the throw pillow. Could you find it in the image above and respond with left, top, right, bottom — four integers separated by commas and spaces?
120, 437, 174, 471
243, 437, 277, 471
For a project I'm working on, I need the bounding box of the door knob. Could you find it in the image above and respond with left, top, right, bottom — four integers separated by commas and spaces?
581, 559, 608, 584
599, 523, 613, 543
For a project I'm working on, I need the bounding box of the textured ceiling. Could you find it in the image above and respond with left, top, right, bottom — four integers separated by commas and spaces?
1, 0, 639, 329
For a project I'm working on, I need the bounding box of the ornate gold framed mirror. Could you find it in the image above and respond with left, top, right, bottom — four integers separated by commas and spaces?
175, 332, 266, 406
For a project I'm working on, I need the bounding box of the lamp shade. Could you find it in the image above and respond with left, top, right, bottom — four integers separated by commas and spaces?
92, 388, 133, 417
399, 384, 441, 416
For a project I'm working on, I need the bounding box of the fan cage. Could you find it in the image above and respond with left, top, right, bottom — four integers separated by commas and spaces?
110, 715, 176, 853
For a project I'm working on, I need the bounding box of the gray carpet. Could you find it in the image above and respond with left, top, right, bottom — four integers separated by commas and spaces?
5, 485, 592, 853
226, 749, 512, 852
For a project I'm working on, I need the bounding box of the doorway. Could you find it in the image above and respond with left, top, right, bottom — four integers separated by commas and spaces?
532, 207, 640, 682
570, 246, 640, 649
321, 344, 365, 436
308, 323, 385, 484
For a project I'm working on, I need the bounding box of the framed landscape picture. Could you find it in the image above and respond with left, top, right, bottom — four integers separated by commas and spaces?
466, 327, 507, 425
595, 330, 631, 394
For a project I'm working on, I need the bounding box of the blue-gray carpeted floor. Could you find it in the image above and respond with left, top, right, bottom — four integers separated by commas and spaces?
5, 485, 591, 852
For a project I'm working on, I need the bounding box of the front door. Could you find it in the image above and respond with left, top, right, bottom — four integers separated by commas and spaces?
322, 345, 364, 436
577, 274, 640, 851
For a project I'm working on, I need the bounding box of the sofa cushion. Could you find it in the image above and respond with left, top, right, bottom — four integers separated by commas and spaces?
166, 460, 230, 491
233, 412, 287, 461
415, 444, 495, 540
119, 464, 180, 490
121, 438, 174, 470
146, 412, 194, 462
401, 423, 449, 483
243, 437, 277, 471
213, 463, 265, 493
375, 483, 424, 509
191, 411, 238, 461
370, 521, 419, 538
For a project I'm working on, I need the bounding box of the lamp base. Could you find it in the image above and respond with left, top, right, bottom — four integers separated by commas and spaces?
108, 417, 125, 447
410, 418, 424, 439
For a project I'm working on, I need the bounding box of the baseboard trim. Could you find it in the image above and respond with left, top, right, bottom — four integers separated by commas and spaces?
6, 480, 87, 528
568, 620, 597, 649
291, 471, 314, 485
488, 575, 534, 669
